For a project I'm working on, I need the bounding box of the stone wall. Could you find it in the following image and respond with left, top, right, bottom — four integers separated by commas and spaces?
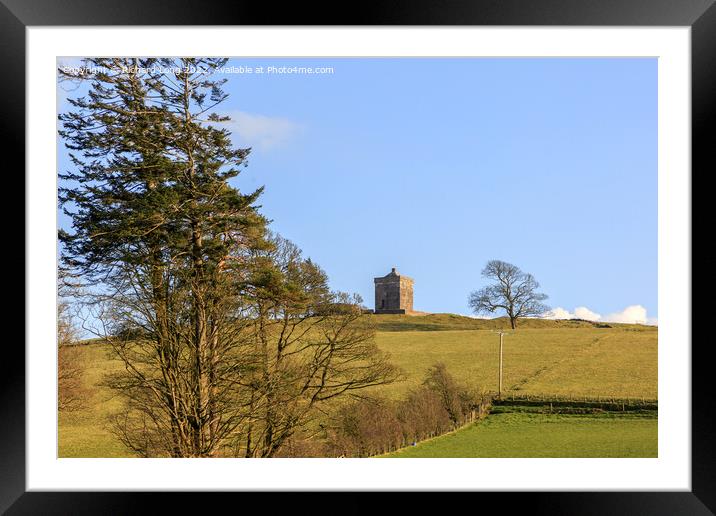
398, 277, 414, 312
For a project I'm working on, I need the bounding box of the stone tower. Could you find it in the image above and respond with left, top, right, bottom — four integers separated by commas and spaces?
374, 267, 414, 314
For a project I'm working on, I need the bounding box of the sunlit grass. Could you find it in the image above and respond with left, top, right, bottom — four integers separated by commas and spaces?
384, 412, 657, 458
374, 326, 657, 399
58, 316, 657, 457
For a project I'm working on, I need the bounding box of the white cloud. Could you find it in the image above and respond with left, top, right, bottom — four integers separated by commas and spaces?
221, 111, 301, 151
602, 305, 649, 325
542, 304, 657, 326
574, 306, 601, 321
543, 307, 574, 319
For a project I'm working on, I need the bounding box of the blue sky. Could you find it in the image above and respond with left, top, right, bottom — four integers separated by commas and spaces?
58, 58, 657, 324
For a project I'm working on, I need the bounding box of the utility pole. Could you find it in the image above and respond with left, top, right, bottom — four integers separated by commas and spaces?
492, 330, 511, 398
499, 331, 504, 397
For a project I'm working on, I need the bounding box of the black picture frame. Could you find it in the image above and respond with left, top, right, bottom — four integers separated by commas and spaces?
3, 0, 709, 513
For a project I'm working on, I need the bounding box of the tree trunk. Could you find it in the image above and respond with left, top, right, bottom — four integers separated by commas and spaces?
191, 220, 212, 456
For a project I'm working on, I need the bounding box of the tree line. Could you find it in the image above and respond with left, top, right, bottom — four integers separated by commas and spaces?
320, 363, 491, 458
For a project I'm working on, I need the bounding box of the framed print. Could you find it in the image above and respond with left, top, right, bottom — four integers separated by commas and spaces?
4, 0, 711, 513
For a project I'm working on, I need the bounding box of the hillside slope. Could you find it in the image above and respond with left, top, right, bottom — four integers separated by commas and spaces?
60, 314, 657, 457
374, 327, 657, 399
368, 312, 654, 332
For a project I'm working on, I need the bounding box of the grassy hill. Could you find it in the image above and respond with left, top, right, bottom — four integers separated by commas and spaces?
367, 313, 646, 332
60, 314, 657, 457
370, 315, 657, 399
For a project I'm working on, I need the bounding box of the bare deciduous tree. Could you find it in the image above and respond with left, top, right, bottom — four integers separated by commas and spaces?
235, 234, 402, 457
58, 345, 88, 412
468, 260, 549, 329
99, 267, 258, 457
58, 268, 85, 411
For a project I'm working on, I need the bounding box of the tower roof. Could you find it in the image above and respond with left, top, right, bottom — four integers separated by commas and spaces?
374, 267, 413, 282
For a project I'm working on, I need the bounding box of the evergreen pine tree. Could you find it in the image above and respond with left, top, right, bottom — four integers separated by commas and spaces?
59, 58, 267, 456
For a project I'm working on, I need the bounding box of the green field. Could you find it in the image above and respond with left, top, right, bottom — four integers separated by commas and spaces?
384, 411, 658, 458
59, 314, 658, 457
371, 317, 657, 399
